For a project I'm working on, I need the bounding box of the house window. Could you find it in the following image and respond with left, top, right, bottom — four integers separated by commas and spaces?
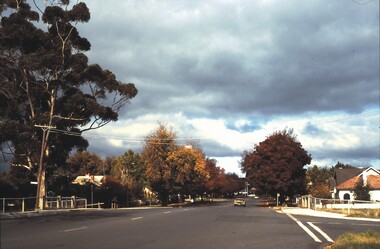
343, 193, 350, 200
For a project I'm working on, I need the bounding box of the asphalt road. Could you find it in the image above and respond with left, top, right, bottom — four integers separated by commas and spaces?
1, 199, 379, 249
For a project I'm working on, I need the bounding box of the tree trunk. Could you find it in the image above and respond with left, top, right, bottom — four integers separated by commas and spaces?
35, 128, 47, 211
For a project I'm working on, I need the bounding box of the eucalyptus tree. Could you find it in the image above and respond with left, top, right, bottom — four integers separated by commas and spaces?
0, 0, 137, 210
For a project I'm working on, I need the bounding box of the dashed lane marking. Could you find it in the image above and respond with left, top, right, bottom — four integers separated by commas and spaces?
131, 217, 143, 220
62, 226, 88, 233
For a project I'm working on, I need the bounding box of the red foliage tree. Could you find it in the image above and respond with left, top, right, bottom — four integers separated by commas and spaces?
241, 129, 311, 201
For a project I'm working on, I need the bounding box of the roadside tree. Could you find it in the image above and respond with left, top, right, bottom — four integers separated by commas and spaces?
353, 177, 371, 201
241, 129, 311, 202
111, 149, 146, 204
166, 145, 209, 200
0, 1, 137, 209
219, 173, 242, 197
204, 158, 224, 196
306, 165, 331, 198
142, 123, 178, 206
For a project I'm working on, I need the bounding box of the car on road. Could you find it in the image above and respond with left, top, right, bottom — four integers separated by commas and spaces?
234, 198, 246, 207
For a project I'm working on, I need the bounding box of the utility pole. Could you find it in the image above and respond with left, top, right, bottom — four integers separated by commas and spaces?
34, 124, 55, 211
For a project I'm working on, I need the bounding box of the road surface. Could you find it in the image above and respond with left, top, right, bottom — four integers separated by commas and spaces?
1, 198, 379, 249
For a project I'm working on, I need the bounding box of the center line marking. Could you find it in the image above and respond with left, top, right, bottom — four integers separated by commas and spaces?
164, 211, 171, 214
131, 217, 143, 220
63, 226, 88, 232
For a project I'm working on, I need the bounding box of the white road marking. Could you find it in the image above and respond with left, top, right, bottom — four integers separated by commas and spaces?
164, 211, 172, 214
63, 226, 88, 232
286, 214, 322, 243
307, 222, 334, 243
131, 217, 143, 220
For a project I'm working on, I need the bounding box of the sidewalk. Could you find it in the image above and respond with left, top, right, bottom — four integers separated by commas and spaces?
0, 206, 173, 220
0, 209, 74, 219
280, 207, 380, 222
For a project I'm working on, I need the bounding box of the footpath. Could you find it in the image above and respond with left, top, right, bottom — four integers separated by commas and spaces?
0, 205, 172, 220
280, 207, 380, 222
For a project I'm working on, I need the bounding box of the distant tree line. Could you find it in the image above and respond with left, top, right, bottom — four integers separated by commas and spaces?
0, 123, 245, 207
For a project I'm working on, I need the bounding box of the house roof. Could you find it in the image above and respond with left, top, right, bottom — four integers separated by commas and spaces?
336, 176, 360, 190
336, 175, 380, 190
359, 167, 380, 176
367, 175, 380, 189
334, 168, 365, 186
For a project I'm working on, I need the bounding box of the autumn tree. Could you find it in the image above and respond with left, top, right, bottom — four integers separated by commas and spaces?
67, 151, 105, 176
306, 165, 331, 198
241, 129, 311, 202
141, 124, 178, 206
219, 173, 242, 197
166, 145, 209, 200
204, 158, 224, 196
0, 1, 137, 210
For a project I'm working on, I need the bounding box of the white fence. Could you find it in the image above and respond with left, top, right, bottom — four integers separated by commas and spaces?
1, 196, 88, 213
299, 195, 380, 211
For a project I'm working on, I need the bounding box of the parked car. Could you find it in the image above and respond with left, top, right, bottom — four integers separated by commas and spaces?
234, 198, 246, 207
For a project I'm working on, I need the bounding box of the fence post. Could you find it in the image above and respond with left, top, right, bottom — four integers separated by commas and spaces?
347, 200, 350, 216
2, 198, 5, 213
57, 196, 62, 209
71, 196, 76, 209
22, 198, 25, 213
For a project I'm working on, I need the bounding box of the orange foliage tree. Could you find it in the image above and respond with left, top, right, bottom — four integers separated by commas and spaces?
166, 145, 209, 200
142, 123, 178, 206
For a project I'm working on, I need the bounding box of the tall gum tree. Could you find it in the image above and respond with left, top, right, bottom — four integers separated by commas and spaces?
0, 0, 137, 210
241, 129, 311, 202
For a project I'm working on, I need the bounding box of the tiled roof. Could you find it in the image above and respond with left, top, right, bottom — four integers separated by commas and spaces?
368, 175, 380, 189
334, 168, 365, 186
336, 175, 380, 190
336, 176, 360, 189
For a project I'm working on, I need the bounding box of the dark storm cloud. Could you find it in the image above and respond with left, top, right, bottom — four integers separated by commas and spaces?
75, 0, 379, 170
311, 145, 380, 162
81, 0, 378, 120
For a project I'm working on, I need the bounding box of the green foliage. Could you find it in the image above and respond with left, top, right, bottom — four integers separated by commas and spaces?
241, 129, 311, 200
111, 149, 146, 200
306, 165, 332, 198
353, 177, 371, 201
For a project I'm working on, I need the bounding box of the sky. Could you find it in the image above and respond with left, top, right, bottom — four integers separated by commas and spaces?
3, 0, 378, 175
76, 0, 380, 176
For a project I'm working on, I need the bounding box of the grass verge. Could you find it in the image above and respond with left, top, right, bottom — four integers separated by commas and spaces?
325, 230, 380, 249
